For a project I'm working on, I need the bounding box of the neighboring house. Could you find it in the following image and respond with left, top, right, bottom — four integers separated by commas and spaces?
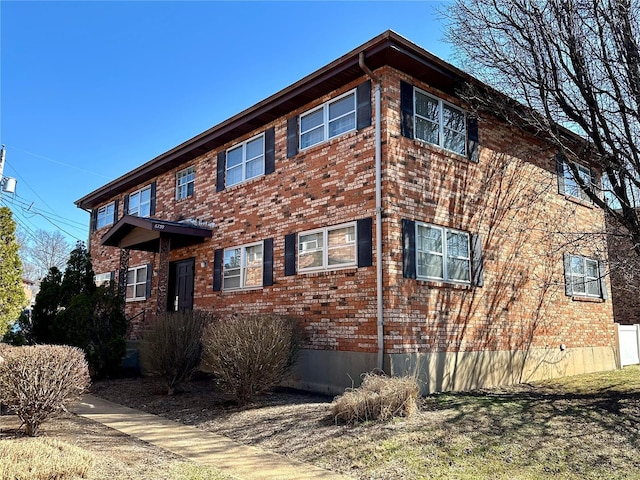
606, 214, 640, 325
22, 278, 39, 311
75, 31, 618, 395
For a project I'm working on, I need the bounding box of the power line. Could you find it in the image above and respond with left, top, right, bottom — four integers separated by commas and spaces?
3, 144, 111, 180
1, 196, 85, 242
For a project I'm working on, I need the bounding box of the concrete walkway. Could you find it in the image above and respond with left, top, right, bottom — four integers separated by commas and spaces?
72, 394, 351, 480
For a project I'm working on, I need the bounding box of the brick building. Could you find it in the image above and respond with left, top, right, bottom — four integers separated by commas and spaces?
75, 31, 618, 394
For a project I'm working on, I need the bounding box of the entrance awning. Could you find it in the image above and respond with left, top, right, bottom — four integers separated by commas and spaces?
101, 215, 213, 252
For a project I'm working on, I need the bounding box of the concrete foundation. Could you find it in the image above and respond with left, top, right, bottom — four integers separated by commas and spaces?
284, 346, 618, 395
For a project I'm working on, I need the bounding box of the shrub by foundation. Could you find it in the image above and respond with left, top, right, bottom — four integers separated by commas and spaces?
331, 372, 420, 425
139, 310, 210, 395
0, 345, 90, 436
201, 314, 302, 405
0, 438, 93, 480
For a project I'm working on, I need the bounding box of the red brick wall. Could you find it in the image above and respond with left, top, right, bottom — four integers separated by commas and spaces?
88, 66, 617, 356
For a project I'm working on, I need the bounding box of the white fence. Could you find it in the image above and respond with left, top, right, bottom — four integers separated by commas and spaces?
618, 324, 640, 366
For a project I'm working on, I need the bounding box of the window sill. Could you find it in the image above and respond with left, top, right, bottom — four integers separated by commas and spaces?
571, 295, 604, 303
415, 278, 472, 290
298, 265, 358, 277
223, 173, 265, 191
298, 129, 358, 156
221, 286, 263, 293
562, 194, 594, 209
408, 137, 470, 163
126, 297, 147, 303
175, 195, 194, 204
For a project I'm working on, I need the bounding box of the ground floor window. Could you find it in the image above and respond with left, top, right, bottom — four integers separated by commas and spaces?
223, 242, 263, 290
298, 222, 357, 272
126, 265, 148, 300
416, 222, 471, 283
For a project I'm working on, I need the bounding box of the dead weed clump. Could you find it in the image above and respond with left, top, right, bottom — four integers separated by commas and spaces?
0, 437, 94, 480
331, 372, 420, 425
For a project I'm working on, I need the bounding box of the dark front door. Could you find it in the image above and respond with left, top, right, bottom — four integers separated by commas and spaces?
169, 258, 194, 312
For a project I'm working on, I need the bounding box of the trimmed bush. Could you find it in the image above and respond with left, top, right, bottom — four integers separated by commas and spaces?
331, 372, 420, 424
0, 438, 93, 480
201, 314, 302, 405
139, 310, 210, 395
0, 345, 90, 436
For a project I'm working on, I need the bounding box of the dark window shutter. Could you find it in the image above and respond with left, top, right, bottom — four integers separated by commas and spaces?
216, 151, 226, 192
123, 194, 130, 216
598, 260, 608, 300
471, 234, 484, 287
145, 263, 153, 298
287, 116, 299, 158
563, 253, 573, 296
113, 199, 119, 222
263, 238, 274, 286
265, 127, 276, 175
356, 80, 372, 130
91, 209, 98, 232
284, 233, 297, 276
109, 270, 116, 293
556, 155, 566, 195
357, 217, 373, 268
467, 116, 479, 163
400, 81, 414, 139
402, 219, 416, 279
213, 249, 223, 291
149, 181, 157, 216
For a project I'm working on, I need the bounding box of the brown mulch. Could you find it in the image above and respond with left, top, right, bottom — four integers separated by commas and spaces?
89, 375, 353, 460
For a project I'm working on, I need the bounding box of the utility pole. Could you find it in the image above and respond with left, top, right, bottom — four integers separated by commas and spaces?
0, 145, 17, 199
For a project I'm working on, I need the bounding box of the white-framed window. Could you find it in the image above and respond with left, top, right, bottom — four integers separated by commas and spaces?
223, 242, 263, 290
126, 265, 148, 300
128, 185, 152, 217
176, 166, 195, 200
562, 160, 592, 202
226, 134, 265, 187
416, 223, 471, 283
567, 255, 602, 297
300, 90, 356, 150
96, 202, 116, 229
94, 272, 112, 287
298, 222, 357, 272
414, 88, 466, 156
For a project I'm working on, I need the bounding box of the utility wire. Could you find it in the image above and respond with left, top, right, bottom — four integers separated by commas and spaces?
1, 196, 85, 242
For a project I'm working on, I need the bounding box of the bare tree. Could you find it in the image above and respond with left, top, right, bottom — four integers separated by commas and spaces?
22, 229, 71, 280
444, 0, 640, 255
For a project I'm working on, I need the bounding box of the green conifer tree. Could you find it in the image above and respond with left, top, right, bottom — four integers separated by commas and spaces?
0, 207, 27, 336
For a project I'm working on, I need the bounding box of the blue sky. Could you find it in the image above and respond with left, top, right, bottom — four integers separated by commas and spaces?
0, 1, 451, 246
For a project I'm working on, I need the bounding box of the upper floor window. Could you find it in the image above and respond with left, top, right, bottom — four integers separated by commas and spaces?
564, 255, 605, 298
223, 242, 263, 290
300, 90, 356, 150
226, 134, 265, 187
126, 265, 148, 301
298, 223, 357, 272
128, 185, 152, 217
414, 88, 466, 156
176, 166, 195, 200
96, 202, 116, 229
416, 223, 471, 283
559, 158, 592, 202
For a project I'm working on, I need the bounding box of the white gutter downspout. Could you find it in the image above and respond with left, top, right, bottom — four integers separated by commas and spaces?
359, 53, 384, 371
